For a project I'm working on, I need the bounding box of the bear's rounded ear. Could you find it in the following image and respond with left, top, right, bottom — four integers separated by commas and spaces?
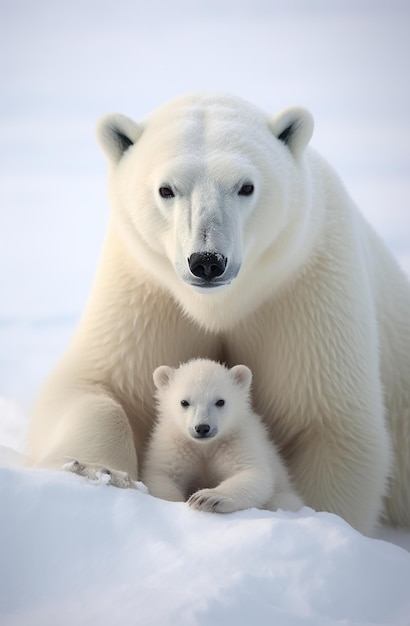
269, 106, 314, 159
230, 365, 252, 390
96, 113, 143, 163
153, 365, 174, 390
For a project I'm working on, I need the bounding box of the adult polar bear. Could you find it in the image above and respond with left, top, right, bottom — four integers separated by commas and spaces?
27, 93, 410, 535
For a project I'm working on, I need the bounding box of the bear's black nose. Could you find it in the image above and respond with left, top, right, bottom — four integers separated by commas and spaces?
188, 252, 227, 280
195, 424, 211, 437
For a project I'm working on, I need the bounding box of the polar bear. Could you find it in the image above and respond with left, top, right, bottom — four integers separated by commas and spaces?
27, 92, 410, 535
142, 358, 303, 514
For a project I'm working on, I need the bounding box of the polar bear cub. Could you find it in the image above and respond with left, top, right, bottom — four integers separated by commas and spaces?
142, 358, 303, 513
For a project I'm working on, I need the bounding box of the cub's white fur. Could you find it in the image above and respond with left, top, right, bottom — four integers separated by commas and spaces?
142, 359, 303, 514
27, 92, 410, 535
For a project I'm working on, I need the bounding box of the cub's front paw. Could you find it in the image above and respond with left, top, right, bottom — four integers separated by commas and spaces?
63, 460, 136, 489
187, 489, 234, 513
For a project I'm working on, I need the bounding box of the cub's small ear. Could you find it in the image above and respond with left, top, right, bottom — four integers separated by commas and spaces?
230, 364, 252, 389
153, 365, 174, 390
269, 106, 314, 158
96, 113, 143, 162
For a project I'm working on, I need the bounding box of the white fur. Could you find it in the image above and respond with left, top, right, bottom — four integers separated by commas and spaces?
27, 92, 410, 535
142, 359, 303, 514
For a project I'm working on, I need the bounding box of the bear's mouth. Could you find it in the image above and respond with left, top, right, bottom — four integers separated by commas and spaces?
181, 253, 240, 290
188, 280, 232, 291
174, 257, 240, 291
190, 426, 218, 440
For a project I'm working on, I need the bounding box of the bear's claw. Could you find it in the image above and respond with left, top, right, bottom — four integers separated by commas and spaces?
63, 460, 136, 489
188, 489, 232, 513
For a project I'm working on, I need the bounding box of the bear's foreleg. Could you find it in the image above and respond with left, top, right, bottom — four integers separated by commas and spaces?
289, 416, 391, 535
187, 467, 274, 514
29, 391, 138, 484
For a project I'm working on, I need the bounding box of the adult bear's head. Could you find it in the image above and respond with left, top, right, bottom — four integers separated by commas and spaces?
97, 93, 314, 328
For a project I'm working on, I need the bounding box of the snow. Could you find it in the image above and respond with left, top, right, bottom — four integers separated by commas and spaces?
1, 1, 410, 624
1, 462, 410, 626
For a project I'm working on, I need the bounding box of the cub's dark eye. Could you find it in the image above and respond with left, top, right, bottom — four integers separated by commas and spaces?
180, 399, 190, 408
215, 399, 225, 407
238, 183, 254, 196
159, 186, 175, 198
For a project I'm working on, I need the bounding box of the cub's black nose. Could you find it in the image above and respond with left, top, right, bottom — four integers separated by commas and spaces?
188, 252, 227, 280
195, 424, 211, 437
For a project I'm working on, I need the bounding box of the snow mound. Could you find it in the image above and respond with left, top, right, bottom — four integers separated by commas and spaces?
1, 465, 409, 626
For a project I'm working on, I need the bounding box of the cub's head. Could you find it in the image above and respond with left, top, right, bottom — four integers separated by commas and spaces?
97, 93, 314, 329
153, 358, 252, 441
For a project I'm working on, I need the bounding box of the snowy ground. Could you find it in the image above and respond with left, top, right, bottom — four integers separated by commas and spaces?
1, 1, 410, 624
1, 460, 410, 626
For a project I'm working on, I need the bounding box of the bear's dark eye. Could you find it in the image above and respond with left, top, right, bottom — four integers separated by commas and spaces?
238, 183, 254, 196
159, 186, 175, 199
215, 399, 225, 407
180, 399, 190, 408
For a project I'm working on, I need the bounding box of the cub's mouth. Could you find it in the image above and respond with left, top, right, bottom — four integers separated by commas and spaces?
190, 424, 218, 439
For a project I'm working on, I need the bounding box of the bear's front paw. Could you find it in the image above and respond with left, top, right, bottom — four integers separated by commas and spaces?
187, 489, 234, 513
63, 460, 136, 489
